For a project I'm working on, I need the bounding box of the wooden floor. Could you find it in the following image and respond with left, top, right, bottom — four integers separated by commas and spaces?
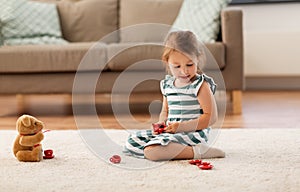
0, 91, 299, 130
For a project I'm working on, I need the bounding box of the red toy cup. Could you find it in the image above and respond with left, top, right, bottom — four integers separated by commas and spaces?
44, 149, 53, 157
43, 149, 54, 159
152, 123, 166, 134
201, 161, 210, 166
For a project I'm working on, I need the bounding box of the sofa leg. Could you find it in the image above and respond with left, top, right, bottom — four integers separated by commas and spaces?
16, 94, 26, 115
231, 90, 242, 115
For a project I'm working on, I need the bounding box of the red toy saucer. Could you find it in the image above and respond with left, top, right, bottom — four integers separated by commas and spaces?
189, 159, 202, 165
198, 164, 213, 170
43, 155, 55, 159
189, 160, 214, 170
109, 155, 121, 164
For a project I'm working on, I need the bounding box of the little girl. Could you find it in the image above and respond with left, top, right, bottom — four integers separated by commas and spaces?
124, 30, 225, 161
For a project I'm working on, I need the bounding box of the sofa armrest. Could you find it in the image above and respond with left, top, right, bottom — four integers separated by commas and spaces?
220, 7, 244, 90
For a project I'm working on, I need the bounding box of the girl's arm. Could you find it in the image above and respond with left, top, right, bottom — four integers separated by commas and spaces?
158, 96, 168, 123
152, 96, 168, 134
164, 82, 218, 133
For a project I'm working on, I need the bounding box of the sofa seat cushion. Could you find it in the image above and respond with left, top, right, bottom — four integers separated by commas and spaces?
0, 42, 107, 73
107, 42, 225, 71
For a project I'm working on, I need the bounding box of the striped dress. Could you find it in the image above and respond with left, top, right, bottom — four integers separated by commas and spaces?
124, 73, 216, 158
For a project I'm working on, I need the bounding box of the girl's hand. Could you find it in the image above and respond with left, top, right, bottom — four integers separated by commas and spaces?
164, 122, 180, 134
152, 122, 165, 135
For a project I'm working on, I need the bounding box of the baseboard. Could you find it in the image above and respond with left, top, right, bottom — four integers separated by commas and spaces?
246, 76, 300, 90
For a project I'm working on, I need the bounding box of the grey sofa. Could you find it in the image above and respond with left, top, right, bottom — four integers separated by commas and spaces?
0, 0, 244, 114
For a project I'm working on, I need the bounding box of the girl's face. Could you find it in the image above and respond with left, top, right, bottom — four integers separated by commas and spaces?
167, 51, 198, 84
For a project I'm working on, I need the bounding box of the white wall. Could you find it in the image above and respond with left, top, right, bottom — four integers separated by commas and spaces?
231, 3, 300, 76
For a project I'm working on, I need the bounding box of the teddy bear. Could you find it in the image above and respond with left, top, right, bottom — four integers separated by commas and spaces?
13, 114, 44, 162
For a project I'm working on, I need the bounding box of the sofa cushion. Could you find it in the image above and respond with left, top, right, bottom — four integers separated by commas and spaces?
0, 0, 67, 45
0, 42, 107, 73
107, 42, 225, 71
3, 37, 68, 46
204, 43, 225, 70
107, 43, 165, 71
119, 0, 183, 42
172, 0, 230, 43
57, 0, 118, 43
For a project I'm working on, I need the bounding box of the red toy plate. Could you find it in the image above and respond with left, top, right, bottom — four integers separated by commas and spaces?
198, 164, 213, 170
110, 155, 121, 164
189, 159, 202, 165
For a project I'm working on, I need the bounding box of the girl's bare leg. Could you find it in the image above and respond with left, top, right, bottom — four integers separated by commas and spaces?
144, 142, 225, 161
144, 142, 194, 161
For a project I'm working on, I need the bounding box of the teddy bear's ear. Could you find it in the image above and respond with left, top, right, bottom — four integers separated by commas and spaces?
21, 116, 31, 127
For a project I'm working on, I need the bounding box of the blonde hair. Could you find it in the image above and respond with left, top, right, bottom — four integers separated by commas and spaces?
162, 30, 205, 73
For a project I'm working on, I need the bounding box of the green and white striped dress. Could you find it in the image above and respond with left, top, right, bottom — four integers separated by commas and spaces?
124, 74, 216, 158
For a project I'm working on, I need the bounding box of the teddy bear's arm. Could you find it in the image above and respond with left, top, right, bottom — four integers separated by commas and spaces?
19, 132, 44, 146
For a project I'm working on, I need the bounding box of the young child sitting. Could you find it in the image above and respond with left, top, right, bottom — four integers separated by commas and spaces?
124, 30, 225, 161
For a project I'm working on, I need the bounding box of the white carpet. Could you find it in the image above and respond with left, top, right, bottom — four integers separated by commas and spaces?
0, 128, 299, 192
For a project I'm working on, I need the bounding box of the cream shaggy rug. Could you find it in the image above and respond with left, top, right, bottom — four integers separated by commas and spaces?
0, 128, 299, 192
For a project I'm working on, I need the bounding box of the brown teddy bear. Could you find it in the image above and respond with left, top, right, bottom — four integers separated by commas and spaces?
13, 114, 44, 162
